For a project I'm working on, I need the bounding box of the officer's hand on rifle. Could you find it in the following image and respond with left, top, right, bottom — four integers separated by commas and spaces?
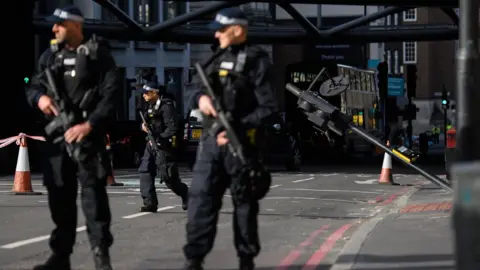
65, 122, 93, 143
198, 95, 217, 117
217, 131, 229, 146
37, 95, 59, 116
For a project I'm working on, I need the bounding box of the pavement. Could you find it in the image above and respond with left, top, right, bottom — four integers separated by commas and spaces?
330, 181, 456, 270
0, 165, 441, 270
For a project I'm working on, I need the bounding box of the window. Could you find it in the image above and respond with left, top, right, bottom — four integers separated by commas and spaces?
387, 50, 392, 74
386, 15, 391, 26
394, 50, 399, 74
101, 0, 128, 21
134, 0, 159, 27
403, 42, 417, 64
394, 14, 398, 25
163, 1, 186, 21
403, 9, 417, 22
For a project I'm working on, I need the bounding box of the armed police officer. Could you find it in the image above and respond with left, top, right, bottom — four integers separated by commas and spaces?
183, 7, 278, 270
25, 5, 118, 270
137, 81, 189, 212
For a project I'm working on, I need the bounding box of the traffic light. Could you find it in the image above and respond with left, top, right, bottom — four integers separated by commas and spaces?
406, 65, 417, 98
442, 88, 450, 110
377, 61, 388, 99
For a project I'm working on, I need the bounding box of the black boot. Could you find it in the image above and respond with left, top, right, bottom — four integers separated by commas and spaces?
239, 256, 255, 270
93, 247, 113, 270
32, 254, 71, 270
139, 205, 157, 213
184, 258, 203, 270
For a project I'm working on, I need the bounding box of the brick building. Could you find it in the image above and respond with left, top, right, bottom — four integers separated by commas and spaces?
385, 8, 457, 100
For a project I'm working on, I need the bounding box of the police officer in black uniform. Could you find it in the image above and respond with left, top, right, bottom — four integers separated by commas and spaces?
138, 81, 189, 212
25, 5, 118, 270
183, 8, 278, 270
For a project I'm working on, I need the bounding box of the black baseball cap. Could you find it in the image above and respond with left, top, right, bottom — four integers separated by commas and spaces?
46, 5, 85, 24
208, 7, 248, 31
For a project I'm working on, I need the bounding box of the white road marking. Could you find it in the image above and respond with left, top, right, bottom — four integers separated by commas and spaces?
0, 183, 43, 186
283, 188, 383, 194
112, 173, 142, 178
122, 205, 175, 219
292, 177, 315, 183
354, 179, 378, 185
318, 173, 338, 177
127, 188, 172, 192
108, 191, 175, 195
270, 184, 281, 188
356, 174, 373, 178
1, 226, 86, 249
0, 190, 176, 195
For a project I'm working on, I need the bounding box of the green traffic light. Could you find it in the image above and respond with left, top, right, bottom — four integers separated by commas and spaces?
24, 77, 29, 84
442, 100, 447, 105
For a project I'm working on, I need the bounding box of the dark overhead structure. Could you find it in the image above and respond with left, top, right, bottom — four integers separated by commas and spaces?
32, 0, 462, 44
161, 0, 460, 7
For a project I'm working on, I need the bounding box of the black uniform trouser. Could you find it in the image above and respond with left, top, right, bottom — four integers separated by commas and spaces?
42, 142, 113, 257
138, 143, 188, 207
183, 135, 260, 260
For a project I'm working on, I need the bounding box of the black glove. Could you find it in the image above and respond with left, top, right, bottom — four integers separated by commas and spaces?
158, 164, 169, 184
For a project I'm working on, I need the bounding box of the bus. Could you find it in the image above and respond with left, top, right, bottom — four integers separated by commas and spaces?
285, 62, 382, 157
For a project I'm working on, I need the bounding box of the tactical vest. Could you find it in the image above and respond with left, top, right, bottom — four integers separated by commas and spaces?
145, 96, 175, 138
48, 35, 105, 117
216, 45, 264, 120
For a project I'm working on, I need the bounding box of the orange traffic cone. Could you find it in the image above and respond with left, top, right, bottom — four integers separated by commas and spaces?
378, 152, 394, 185
106, 135, 123, 186
10, 137, 42, 195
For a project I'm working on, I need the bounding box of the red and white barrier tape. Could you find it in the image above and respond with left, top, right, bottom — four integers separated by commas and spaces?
0, 133, 46, 149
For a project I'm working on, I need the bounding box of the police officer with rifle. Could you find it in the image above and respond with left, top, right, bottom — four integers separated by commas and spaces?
183, 7, 278, 270
24, 5, 118, 270
137, 81, 189, 212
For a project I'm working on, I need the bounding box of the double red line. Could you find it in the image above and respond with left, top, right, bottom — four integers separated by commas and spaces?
275, 223, 353, 270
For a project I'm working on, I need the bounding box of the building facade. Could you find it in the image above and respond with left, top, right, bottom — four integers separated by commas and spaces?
384, 8, 457, 100
33, 0, 191, 122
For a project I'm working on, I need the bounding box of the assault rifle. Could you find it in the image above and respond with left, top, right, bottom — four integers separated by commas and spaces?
194, 63, 247, 165
43, 68, 82, 161
139, 111, 161, 153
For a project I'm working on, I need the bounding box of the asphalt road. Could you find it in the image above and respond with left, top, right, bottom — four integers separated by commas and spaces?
0, 167, 433, 270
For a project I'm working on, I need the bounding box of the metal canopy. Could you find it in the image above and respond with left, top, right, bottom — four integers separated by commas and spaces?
167, 0, 459, 7
33, 0, 461, 44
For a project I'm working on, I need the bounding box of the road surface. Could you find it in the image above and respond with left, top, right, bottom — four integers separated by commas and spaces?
0, 167, 430, 270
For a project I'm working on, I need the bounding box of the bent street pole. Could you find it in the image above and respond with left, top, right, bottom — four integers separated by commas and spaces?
452, 0, 480, 269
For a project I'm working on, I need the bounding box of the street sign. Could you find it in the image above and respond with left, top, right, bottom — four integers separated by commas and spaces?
367, 59, 380, 70
388, 77, 405, 96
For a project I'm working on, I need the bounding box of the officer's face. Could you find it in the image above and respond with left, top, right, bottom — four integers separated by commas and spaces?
215, 25, 245, 48
52, 20, 81, 43
142, 91, 158, 102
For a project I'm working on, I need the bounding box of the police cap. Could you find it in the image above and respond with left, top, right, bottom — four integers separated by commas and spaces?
46, 5, 85, 24
139, 81, 165, 94
208, 7, 248, 31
